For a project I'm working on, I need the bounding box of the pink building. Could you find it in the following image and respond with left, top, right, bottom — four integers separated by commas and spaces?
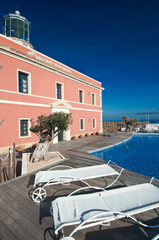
0, 11, 103, 153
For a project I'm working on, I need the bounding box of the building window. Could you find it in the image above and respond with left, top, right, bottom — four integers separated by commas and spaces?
56, 83, 63, 99
20, 119, 30, 137
93, 118, 96, 129
92, 93, 96, 105
80, 118, 84, 130
18, 71, 29, 94
79, 90, 84, 103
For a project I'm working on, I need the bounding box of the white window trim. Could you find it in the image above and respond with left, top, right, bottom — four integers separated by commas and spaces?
93, 118, 96, 129
79, 89, 84, 103
19, 118, 31, 138
56, 81, 64, 100
92, 93, 96, 105
17, 69, 31, 95
80, 118, 85, 130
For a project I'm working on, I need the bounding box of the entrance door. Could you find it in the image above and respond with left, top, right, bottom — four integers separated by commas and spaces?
58, 130, 63, 142
51, 102, 71, 143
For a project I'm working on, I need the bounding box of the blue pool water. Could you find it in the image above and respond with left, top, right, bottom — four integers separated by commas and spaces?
91, 135, 159, 179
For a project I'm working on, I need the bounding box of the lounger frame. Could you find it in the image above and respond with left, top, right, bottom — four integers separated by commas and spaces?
51, 178, 159, 240
32, 160, 123, 202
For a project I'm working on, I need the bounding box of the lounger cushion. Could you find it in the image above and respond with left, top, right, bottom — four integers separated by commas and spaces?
51, 183, 159, 230
34, 164, 119, 185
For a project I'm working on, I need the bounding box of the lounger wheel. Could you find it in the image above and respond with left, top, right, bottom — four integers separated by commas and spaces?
32, 187, 47, 203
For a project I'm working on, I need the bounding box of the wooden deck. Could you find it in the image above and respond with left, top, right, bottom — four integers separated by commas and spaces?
0, 131, 159, 240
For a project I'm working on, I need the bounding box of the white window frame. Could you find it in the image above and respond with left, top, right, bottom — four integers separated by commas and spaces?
92, 93, 96, 105
56, 81, 64, 100
80, 118, 85, 130
79, 89, 84, 103
93, 118, 96, 129
19, 118, 31, 138
17, 69, 31, 94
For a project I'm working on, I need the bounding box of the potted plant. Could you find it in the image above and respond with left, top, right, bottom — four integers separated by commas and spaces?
85, 133, 89, 137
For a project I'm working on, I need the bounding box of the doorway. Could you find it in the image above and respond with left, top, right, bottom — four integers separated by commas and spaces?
51, 101, 71, 143
58, 130, 63, 142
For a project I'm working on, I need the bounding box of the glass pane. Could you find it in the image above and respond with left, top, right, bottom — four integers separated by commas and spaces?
17, 19, 24, 39
24, 22, 29, 30
23, 88, 27, 93
19, 72, 28, 94
93, 119, 95, 128
92, 94, 95, 105
57, 83, 62, 99
11, 18, 18, 37
20, 120, 28, 136
24, 30, 28, 41
79, 90, 83, 103
6, 19, 10, 34
80, 119, 84, 129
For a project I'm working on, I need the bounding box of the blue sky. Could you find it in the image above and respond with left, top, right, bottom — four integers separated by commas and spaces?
1, 0, 159, 122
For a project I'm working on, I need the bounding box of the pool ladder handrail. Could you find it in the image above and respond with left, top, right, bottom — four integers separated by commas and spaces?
112, 130, 129, 152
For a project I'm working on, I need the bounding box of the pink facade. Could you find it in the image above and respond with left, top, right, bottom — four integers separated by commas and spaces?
0, 34, 103, 153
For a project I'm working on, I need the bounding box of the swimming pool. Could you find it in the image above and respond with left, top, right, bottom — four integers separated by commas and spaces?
91, 134, 159, 179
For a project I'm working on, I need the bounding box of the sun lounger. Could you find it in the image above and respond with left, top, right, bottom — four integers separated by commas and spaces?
51, 180, 159, 240
32, 161, 123, 202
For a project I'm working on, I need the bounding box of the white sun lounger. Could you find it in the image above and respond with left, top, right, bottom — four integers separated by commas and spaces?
32, 161, 123, 202
51, 180, 159, 240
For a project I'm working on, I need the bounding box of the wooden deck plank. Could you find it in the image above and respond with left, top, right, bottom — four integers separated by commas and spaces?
0, 205, 36, 240
0, 219, 18, 240
0, 194, 47, 239
0, 132, 159, 240
0, 190, 47, 230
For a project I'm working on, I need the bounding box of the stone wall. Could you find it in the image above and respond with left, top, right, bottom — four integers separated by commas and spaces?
103, 121, 148, 131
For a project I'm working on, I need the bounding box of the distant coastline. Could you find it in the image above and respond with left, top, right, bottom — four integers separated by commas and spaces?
103, 119, 159, 123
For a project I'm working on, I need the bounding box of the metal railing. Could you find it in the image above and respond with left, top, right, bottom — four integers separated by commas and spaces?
112, 130, 129, 152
